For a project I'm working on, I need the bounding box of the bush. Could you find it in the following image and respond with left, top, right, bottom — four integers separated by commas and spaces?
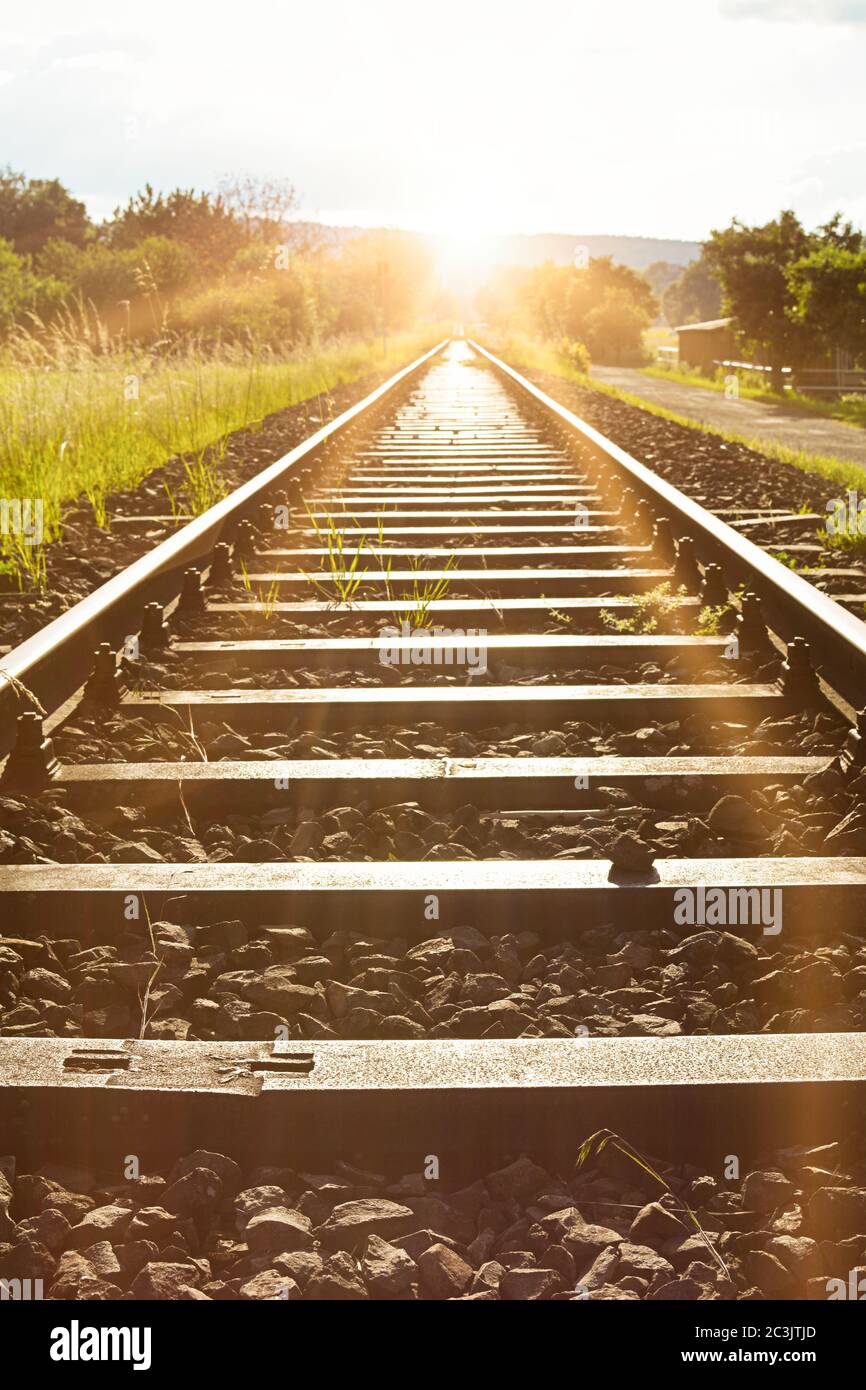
556, 337, 591, 373
0, 237, 51, 332
583, 289, 650, 364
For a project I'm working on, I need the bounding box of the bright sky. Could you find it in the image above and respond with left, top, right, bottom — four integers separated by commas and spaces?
2, 0, 865, 241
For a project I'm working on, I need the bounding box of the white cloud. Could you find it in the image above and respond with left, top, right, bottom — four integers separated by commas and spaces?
0, 0, 864, 240
49, 49, 136, 73
721, 0, 866, 21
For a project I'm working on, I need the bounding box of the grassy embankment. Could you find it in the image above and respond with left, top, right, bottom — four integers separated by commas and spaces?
0, 326, 444, 588
640, 359, 866, 429
483, 331, 866, 559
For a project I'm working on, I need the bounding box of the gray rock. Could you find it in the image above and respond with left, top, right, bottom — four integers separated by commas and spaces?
19, 968, 71, 1002
632, 1014, 682, 1037
808, 1186, 866, 1239
649, 1278, 702, 1300
742, 1169, 797, 1213
616, 1242, 675, 1280
239, 1270, 301, 1300
245, 1207, 312, 1253
79, 1241, 122, 1280
317, 1198, 414, 1251
65, 1204, 133, 1249
500, 1266, 561, 1300
485, 1155, 551, 1201
540, 1207, 624, 1262
234, 1185, 290, 1231
245, 968, 318, 1014
163, 1167, 223, 1217
744, 1248, 794, 1297
707, 796, 765, 841
629, 1200, 687, 1242
607, 832, 655, 873
360, 1234, 417, 1298
471, 1260, 505, 1293
766, 1234, 820, 1278
272, 1250, 323, 1287
417, 1242, 473, 1299
16, 1207, 70, 1253
306, 1251, 369, 1300
130, 1261, 204, 1299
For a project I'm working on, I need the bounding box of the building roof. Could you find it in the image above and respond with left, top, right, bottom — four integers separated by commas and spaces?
674, 318, 733, 333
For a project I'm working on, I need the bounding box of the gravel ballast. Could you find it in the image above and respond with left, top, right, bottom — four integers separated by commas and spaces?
1, 1139, 864, 1300
2, 890, 864, 1041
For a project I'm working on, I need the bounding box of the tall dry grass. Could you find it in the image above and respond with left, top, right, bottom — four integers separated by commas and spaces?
0, 306, 443, 588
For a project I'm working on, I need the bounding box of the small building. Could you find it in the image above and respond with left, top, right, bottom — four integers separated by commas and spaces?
674, 318, 734, 373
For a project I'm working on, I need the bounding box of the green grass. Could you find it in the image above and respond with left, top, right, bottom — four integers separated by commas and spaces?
576, 1128, 730, 1280
640, 358, 866, 429
301, 509, 459, 625
815, 526, 866, 560
0, 325, 443, 588
485, 330, 866, 501
599, 582, 686, 635
642, 359, 781, 400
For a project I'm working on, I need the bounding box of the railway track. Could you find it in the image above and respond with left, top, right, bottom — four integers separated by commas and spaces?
2, 337, 866, 1304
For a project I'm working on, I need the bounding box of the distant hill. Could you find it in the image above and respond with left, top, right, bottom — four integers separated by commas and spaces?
483, 233, 701, 270
291, 222, 700, 272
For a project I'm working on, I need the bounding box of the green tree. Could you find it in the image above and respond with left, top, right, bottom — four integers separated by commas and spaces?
105, 185, 250, 272
0, 168, 90, 255
513, 258, 655, 362
788, 242, 866, 362
662, 255, 723, 325
643, 260, 684, 299
583, 287, 650, 364
704, 210, 816, 388
0, 237, 35, 330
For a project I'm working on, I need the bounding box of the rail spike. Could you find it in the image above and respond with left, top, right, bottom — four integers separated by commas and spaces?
83, 643, 125, 707
652, 516, 675, 566
674, 536, 701, 590
207, 542, 234, 589
736, 591, 771, 654
780, 635, 821, 703
0, 710, 59, 791
177, 567, 206, 616
233, 519, 257, 563
139, 601, 169, 654
286, 475, 305, 505
633, 496, 654, 534
699, 563, 729, 608
618, 486, 636, 519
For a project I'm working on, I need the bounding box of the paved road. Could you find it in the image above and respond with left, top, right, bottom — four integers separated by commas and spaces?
590, 365, 866, 470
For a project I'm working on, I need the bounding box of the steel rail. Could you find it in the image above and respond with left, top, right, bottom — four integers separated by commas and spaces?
471, 338, 866, 707
0, 338, 448, 755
